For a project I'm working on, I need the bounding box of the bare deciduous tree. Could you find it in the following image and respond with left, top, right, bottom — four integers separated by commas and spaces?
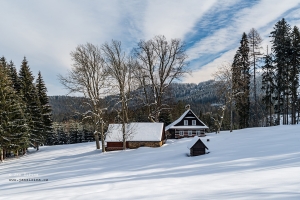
248, 28, 263, 126
211, 105, 226, 134
134, 35, 189, 122
58, 43, 107, 152
102, 40, 135, 150
212, 62, 233, 132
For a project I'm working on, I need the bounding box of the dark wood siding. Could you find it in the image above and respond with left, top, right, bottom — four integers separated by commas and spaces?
107, 142, 128, 148
174, 111, 205, 126
191, 148, 205, 156
189, 139, 208, 156
167, 130, 175, 139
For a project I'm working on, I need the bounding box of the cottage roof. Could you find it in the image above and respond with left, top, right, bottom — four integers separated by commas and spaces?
165, 109, 208, 131
105, 123, 164, 142
187, 136, 209, 150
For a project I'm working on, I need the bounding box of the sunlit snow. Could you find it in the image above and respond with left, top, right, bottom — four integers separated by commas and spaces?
1, 125, 300, 199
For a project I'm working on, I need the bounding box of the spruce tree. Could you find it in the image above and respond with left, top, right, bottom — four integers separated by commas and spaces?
19, 57, 43, 150
0, 65, 29, 161
290, 26, 300, 124
8, 61, 21, 94
232, 33, 251, 129
0, 57, 8, 71
270, 18, 292, 125
261, 53, 276, 126
36, 71, 53, 145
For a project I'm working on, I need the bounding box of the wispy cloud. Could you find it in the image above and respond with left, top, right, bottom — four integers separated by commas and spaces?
1, 1, 300, 95
184, 0, 300, 84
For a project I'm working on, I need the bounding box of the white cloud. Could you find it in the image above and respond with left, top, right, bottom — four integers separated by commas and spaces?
141, 0, 218, 40
1, 0, 300, 95
184, 0, 300, 84
184, 49, 236, 83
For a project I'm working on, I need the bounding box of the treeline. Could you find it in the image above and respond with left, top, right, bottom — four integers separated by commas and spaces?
262, 18, 300, 125
0, 57, 52, 161
215, 18, 300, 132
46, 122, 95, 145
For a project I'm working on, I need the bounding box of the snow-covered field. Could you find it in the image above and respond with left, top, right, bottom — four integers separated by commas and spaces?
1, 125, 300, 200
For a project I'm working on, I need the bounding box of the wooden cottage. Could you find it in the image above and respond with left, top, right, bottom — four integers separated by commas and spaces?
165, 108, 208, 139
187, 136, 209, 156
105, 123, 166, 151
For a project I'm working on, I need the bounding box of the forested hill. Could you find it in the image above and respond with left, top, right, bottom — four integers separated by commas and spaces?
49, 80, 219, 122
170, 80, 218, 103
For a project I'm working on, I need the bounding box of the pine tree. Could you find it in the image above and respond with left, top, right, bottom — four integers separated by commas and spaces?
261, 53, 276, 126
19, 57, 43, 150
290, 26, 300, 124
0, 57, 8, 71
36, 71, 53, 145
270, 18, 292, 125
7, 61, 21, 94
232, 33, 251, 129
6, 97, 29, 157
0, 65, 29, 161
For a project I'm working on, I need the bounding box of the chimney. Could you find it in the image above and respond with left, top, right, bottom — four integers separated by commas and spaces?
185, 104, 190, 110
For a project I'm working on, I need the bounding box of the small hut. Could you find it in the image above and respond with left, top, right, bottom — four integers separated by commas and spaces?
187, 136, 209, 156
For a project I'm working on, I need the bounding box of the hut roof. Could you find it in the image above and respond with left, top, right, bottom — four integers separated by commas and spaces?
105, 123, 164, 142
187, 136, 209, 150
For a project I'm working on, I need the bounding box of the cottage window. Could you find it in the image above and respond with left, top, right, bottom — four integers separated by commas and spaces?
192, 120, 196, 125
188, 130, 192, 136
179, 131, 184, 136
196, 130, 200, 136
184, 120, 188, 125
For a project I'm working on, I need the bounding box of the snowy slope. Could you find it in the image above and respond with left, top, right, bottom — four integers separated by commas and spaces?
1, 125, 300, 199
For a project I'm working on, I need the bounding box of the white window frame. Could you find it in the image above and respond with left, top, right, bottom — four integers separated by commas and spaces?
192, 120, 196, 125
188, 130, 192, 136
179, 131, 184, 136
184, 120, 188, 126
196, 130, 201, 136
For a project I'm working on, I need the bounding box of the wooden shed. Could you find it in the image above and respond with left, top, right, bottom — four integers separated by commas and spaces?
105, 123, 166, 151
187, 136, 209, 156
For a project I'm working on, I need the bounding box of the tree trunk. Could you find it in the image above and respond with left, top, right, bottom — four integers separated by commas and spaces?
297, 100, 300, 124
270, 98, 272, 126
121, 91, 127, 150
0, 148, 3, 162
253, 52, 257, 127
122, 123, 126, 150
94, 132, 100, 149
101, 122, 105, 152
277, 93, 280, 125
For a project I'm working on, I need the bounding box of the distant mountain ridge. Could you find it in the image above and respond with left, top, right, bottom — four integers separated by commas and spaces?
49, 80, 219, 122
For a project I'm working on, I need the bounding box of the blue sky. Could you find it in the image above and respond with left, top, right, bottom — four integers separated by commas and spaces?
1, 0, 300, 96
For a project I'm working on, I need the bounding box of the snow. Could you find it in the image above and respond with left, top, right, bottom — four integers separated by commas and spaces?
105, 123, 164, 142
1, 125, 300, 199
186, 136, 209, 149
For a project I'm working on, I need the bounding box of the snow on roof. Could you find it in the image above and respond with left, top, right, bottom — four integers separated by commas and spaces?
105, 122, 164, 142
165, 109, 208, 131
187, 136, 209, 150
